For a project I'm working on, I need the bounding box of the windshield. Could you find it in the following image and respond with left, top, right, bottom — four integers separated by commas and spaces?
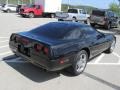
26, 4, 35, 8
30, 23, 78, 40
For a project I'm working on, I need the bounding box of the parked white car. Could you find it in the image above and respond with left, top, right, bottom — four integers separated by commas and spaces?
1, 4, 16, 13
56, 8, 90, 23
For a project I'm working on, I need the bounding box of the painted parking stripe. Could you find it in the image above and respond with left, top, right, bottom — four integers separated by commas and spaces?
113, 52, 120, 58
0, 37, 9, 39
88, 63, 120, 65
0, 40, 9, 43
0, 51, 12, 56
113, 52, 120, 63
94, 54, 105, 64
0, 45, 9, 49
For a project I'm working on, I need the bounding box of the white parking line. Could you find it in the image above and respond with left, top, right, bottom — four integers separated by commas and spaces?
0, 51, 12, 56
113, 52, 120, 58
0, 40, 9, 43
94, 54, 105, 64
88, 63, 120, 65
0, 45, 9, 49
0, 37, 9, 39
113, 52, 120, 63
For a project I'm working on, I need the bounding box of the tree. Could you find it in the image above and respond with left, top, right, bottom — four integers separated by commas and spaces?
109, 2, 120, 16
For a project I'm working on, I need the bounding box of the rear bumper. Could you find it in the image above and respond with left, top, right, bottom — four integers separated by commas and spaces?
90, 20, 106, 25
9, 43, 71, 71
20, 12, 29, 16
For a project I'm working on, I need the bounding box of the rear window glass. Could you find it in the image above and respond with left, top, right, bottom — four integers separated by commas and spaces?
30, 23, 79, 40
68, 9, 78, 13
92, 10, 105, 16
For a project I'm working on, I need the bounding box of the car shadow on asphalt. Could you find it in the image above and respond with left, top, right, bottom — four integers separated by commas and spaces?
2, 53, 104, 82
83, 72, 120, 90
3, 55, 60, 83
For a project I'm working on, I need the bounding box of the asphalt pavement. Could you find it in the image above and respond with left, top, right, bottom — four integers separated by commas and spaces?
0, 12, 120, 90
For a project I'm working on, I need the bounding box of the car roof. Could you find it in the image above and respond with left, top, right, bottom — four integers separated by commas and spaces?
47, 22, 89, 28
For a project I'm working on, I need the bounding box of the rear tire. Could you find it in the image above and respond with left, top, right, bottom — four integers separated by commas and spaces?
72, 17, 77, 22
29, 12, 34, 18
51, 14, 55, 18
7, 9, 11, 13
67, 50, 88, 76
58, 19, 64, 21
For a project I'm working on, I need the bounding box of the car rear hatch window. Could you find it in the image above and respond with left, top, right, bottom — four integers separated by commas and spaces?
30, 23, 78, 40
92, 10, 105, 16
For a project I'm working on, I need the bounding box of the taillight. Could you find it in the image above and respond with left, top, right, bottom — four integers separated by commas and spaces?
43, 47, 49, 55
21, 38, 29, 45
34, 44, 43, 52
34, 44, 49, 55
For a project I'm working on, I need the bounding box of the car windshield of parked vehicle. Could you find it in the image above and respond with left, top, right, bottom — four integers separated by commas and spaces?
68, 9, 78, 13
30, 23, 80, 40
92, 10, 105, 16
27, 4, 35, 8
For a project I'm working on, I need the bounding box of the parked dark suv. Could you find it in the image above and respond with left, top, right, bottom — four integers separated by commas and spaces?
90, 9, 119, 29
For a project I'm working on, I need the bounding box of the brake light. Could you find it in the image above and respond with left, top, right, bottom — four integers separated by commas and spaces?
43, 47, 49, 55
21, 38, 29, 45
34, 44, 49, 55
34, 44, 43, 52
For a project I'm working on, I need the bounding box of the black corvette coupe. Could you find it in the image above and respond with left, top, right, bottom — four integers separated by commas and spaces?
9, 22, 116, 75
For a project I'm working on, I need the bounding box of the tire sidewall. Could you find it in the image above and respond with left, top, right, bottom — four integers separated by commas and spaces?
72, 50, 88, 75
29, 12, 34, 18
7, 9, 11, 13
72, 17, 77, 22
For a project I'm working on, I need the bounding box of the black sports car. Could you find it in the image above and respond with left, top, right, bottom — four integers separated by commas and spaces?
9, 22, 116, 75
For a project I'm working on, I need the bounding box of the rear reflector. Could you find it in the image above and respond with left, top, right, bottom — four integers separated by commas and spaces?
59, 58, 64, 64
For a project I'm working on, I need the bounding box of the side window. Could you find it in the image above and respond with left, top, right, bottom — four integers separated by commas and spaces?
64, 29, 82, 40
8, 5, 16, 7
36, 5, 40, 9
108, 12, 114, 17
79, 10, 82, 14
68, 9, 78, 13
82, 26, 97, 37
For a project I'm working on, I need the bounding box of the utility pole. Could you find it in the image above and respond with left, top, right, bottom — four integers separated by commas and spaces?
6, 0, 8, 4
68, 0, 70, 9
118, 0, 120, 7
